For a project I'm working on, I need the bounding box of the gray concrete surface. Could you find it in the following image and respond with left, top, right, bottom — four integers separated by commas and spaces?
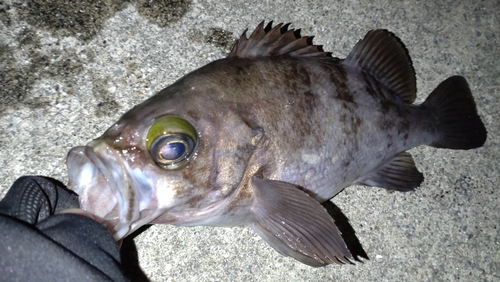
1, 0, 499, 281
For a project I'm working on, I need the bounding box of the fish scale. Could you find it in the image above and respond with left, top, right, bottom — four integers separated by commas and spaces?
66, 21, 486, 266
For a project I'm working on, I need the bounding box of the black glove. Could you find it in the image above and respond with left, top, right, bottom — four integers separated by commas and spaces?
0, 176, 79, 224
0, 176, 128, 282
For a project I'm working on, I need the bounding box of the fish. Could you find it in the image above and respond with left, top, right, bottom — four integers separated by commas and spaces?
66, 21, 487, 266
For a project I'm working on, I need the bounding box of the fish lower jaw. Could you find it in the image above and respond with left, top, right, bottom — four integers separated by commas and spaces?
112, 221, 132, 240
67, 145, 132, 238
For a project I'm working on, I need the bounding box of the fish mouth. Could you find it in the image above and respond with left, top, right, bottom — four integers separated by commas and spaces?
66, 144, 137, 240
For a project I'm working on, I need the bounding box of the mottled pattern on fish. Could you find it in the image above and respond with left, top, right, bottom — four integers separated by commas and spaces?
66, 21, 487, 266
183, 57, 425, 199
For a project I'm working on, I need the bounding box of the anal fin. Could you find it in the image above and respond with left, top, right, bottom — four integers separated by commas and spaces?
248, 177, 353, 266
355, 152, 423, 191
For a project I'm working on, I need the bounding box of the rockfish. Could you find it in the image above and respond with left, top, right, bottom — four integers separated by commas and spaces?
66, 22, 487, 266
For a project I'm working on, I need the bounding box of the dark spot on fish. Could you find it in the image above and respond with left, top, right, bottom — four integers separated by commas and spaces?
187, 110, 200, 121
237, 143, 256, 155
363, 72, 394, 114
240, 114, 263, 133
286, 59, 312, 88
180, 154, 215, 207
380, 99, 392, 113
395, 112, 411, 136
339, 112, 347, 123
181, 166, 201, 189
341, 138, 356, 172
300, 91, 318, 112
289, 112, 312, 137
378, 119, 395, 132
303, 91, 314, 98
365, 85, 377, 98
363, 73, 379, 99
222, 60, 254, 84
398, 121, 410, 134
195, 138, 225, 194
330, 66, 354, 102
363, 72, 372, 87
337, 108, 362, 153
235, 65, 246, 76
351, 116, 362, 134
186, 193, 209, 209
270, 59, 323, 144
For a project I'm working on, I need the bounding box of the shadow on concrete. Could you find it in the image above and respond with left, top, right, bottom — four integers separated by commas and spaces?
322, 201, 369, 263
120, 225, 153, 282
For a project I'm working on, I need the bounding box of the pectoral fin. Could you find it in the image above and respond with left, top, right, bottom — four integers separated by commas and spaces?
355, 152, 423, 191
248, 177, 353, 266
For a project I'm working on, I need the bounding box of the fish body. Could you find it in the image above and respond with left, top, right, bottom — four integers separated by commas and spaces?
66, 22, 487, 266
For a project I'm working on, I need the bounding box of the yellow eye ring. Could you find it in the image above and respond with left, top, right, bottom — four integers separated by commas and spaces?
146, 115, 198, 169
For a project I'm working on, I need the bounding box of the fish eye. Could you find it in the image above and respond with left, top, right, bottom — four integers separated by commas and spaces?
146, 115, 198, 169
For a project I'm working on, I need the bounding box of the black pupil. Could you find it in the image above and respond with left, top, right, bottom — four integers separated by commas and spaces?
160, 142, 186, 160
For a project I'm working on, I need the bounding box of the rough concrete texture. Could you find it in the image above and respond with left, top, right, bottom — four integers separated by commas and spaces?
0, 0, 499, 281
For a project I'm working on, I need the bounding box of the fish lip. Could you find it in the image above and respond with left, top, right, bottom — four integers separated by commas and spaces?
66, 144, 130, 238
67, 146, 121, 205
68, 143, 163, 240
85, 146, 121, 202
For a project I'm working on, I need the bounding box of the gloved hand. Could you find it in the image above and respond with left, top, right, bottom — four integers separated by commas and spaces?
0, 176, 128, 282
0, 176, 79, 224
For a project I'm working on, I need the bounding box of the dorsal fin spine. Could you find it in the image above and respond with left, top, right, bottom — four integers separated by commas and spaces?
228, 21, 332, 59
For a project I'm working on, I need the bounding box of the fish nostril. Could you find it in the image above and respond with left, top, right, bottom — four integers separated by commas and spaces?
102, 122, 127, 138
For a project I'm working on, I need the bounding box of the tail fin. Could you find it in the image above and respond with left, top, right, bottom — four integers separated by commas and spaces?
423, 76, 487, 149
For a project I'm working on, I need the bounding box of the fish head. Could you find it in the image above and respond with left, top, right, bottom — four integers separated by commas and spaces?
67, 77, 262, 240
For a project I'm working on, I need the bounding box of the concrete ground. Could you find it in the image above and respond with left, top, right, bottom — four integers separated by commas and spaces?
1, 0, 499, 281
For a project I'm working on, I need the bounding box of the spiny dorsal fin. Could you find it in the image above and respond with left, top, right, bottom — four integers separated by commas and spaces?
228, 21, 332, 58
343, 30, 417, 104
